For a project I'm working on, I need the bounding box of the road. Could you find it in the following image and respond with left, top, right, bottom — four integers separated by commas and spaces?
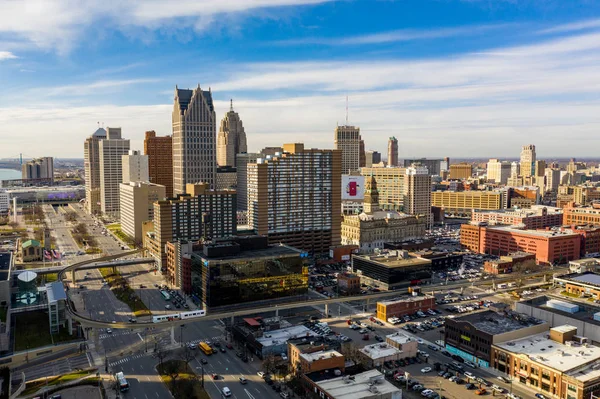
110, 354, 172, 399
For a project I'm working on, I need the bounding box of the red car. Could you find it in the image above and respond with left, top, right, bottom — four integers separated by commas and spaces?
212, 374, 219, 380
226, 343, 233, 349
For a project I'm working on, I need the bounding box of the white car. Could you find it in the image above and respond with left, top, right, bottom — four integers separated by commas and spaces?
421, 389, 434, 397
257, 371, 266, 378
106, 328, 112, 334
281, 353, 288, 361
222, 387, 231, 397
417, 339, 424, 344
464, 371, 474, 378
420, 367, 432, 373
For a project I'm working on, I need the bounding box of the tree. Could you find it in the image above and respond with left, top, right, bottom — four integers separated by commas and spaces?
180, 345, 195, 366
262, 354, 277, 375
164, 361, 181, 392
155, 341, 168, 368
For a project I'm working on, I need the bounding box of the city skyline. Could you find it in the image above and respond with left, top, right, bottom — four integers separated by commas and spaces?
2, 1, 600, 158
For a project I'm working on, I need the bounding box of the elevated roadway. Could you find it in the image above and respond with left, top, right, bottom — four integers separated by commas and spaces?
58, 251, 565, 329
19, 258, 155, 275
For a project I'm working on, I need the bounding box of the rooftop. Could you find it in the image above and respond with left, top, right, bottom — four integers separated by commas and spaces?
558, 272, 600, 288
300, 349, 343, 364
46, 281, 66, 303
386, 331, 415, 345
193, 243, 302, 261
354, 251, 431, 269
256, 325, 318, 347
495, 330, 600, 374
474, 205, 563, 217
449, 310, 546, 335
487, 225, 580, 238
315, 369, 400, 399
22, 239, 41, 248
379, 295, 435, 306
359, 342, 401, 359
520, 295, 600, 328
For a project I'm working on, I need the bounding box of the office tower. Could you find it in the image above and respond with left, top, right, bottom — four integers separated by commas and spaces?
511, 161, 520, 177
449, 163, 472, 180
486, 159, 511, 184
261, 147, 283, 156
520, 144, 536, 177
217, 100, 247, 167
334, 125, 361, 174
545, 168, 561, 192
236, 153, 260, 211
147, 183, 236, 276
172, 85, 216, 194
247, 143, 341, 254
84, 127, 107, 215
216, 166, 237, 190
99, 127, 130, 218
144, 131, 173, 198
360, 167, 407, 210
359, 139, 366, 168
403, 158, 442, 176
122, 150, 149, 183
21, 157, 54, 181
403, 165, 432, 229
387, 136, 398, 167
535, 160, 546, 177
365, 151, 382, 167
119, 182, 166, 243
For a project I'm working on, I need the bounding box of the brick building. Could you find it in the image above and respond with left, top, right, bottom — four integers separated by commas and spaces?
337, 273, 360, 295
563, 203, 600, 227
483, 252, 536, 275
376, 295, 435, 321
288, 337, 345, 375
471, 205, 563, 229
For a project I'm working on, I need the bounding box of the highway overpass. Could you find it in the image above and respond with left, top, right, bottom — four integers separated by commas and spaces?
18, 257, 155, 275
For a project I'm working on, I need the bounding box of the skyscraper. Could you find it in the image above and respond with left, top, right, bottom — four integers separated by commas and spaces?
217, 100, 247, 167
235, 152, 260, 211
99, 127, 130, 218
520, 144, 536, 177
359, 139, 366, 168
84, 127, 107, 215
22, 157, 54, 181
365, 151, 382, 167
247, 143, 341, 253
387, 136, 398, 167
403, 165, 432, 229
144, 131, 173, 197
122, 150, 149, 183
119, 182, 166, 243
486, 159, 511, 184
172, 85, 216, 194
334, 125, 361, 174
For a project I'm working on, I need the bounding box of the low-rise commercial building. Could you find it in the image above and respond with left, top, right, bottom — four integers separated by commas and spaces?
337, 273, 361, 295
234, 322, 318, 359
352, 251, 432, 290
16, 239, 42, 262
432, 190, 505, 217
569, 258, 600, 274
472, 205, 563, 229
563, 202, 600, 226
460, 223, 581, 265
288, 337, 344, 375
555, 272, 600, 300
306, 369, 401, 399
483, 252, 536, 274
329, 245, 359, 262
359, 342, 403, 367
492, 325, 600, 399
376, 295, 436, 321
410, 250, 464, 270
385, 331, 418, 358
444, 310, 548, 367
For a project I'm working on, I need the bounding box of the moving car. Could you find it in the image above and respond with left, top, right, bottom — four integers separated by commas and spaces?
257, 371, 266, 378
239, 377, 248, 384
222, 387, 231, 397
421, 367, 432, 373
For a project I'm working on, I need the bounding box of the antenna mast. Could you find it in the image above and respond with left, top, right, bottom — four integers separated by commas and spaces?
345, 95, 348, 125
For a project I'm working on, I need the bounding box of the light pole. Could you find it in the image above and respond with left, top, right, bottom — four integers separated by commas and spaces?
180, 325, 185, 347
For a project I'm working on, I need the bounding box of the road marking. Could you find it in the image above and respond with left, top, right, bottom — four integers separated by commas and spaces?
145, 395, 149, 399
155, 392, 159, 397
245, 388, 257, 399
137, 332, 144, 341
140, 364, 144, 370
146, 376, 151, 381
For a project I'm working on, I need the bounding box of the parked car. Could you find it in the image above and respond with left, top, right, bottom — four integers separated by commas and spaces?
475, 388, 486, 395
420, 367, 432, 373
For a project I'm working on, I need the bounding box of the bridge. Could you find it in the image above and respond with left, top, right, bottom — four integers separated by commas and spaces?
21, 257, 155, 275
57, 250, 565, 330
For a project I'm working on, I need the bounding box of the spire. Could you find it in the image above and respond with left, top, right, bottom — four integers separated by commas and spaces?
230, 98, 233, 112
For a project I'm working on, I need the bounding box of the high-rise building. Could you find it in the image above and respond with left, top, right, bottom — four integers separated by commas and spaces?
387, 136, 398, 167
172, 85, 216, 194
359, 139, 366, 168
247, 143, 341, 254
236, 153, 260, 212
365, 151, 382, 167
21, 157, 54, 181
144, 131, 173, 198
403, 159, 443, 176
449, 163, 472, 180
122, 150, 149, 183
486, 159, 511, 184
119, 182, 166, 243
99, 127, 130, 219
545, 168, 561, 193
520, 144, 536, 177
84, 127, 107, 215
535, 160, 546, 177
403, 165, 432, 229
511, 161, 520, 177
145, 183, 236, 277
261, 147, 283, 156
217, 100, 247, 167
216, 166, 237, 190
334, 125, 361, 174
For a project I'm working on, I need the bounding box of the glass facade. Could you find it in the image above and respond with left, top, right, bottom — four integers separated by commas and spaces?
190, 253, 308, 307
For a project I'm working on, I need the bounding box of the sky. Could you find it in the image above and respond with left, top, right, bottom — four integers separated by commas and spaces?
1, 0, 600, 160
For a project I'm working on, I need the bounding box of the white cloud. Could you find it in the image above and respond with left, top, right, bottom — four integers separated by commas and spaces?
538, 18, 600, 34
0, 0, 334, 52
0, 51, 17, 60
275, 23, 513, 45
39, 78, 160, 97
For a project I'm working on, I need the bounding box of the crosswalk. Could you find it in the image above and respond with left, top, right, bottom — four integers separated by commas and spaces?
186, 336, 224, 346
109, 352, 151, 368
99, 330, 136, 340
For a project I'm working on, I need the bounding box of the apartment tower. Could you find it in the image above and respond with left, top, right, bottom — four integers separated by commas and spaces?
247, 143, 341, 254
387, 136, 399, 167
144, 131, 173, 198
84, 127, 107, 215
520, 144, 536, 178
216, 100, 247, 167
334, 125, 361, 174
403, 165, 432, 229
365, 151, 382, 167
99, 127, 130, 219
22, 157, 54, 181
122, 150, 149, 183
235, 152, 260, 211
172, 85, 216, 194
120, 182, 166, 243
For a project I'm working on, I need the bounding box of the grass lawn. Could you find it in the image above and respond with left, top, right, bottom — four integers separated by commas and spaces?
561, 290, 580, 298
157, 360, 210, 399
98, 268, 151, 317
22, 370, 93, 395
14, 311, 79, 351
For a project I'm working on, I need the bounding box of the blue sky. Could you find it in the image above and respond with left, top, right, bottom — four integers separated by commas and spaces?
1, 0, 600, 159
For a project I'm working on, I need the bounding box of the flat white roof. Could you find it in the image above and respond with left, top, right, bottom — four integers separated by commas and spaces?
360, 343, 401, 360
256, 325, 318, 347
315, 369, 400, 399
495, 330, 600, 373
300, 349, 343, 363
386, 331, 415, 345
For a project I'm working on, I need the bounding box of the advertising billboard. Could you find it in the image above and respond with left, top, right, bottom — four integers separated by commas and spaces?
342, 175, 365, 201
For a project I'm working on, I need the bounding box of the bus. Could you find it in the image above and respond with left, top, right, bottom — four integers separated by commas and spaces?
115, 372, 129, 392
199, 342, 213, 355
160, 290, 171, 301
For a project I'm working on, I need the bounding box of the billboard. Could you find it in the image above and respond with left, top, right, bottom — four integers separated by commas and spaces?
342, 175, 365, 200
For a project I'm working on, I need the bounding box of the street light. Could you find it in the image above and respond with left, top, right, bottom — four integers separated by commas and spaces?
180, 325, 185, 347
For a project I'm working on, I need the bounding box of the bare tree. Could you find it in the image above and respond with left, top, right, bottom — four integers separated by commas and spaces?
155, 341, 168, 368
262, 354, 277, 375
179, 345, 195, 367
164, 360, 180, 392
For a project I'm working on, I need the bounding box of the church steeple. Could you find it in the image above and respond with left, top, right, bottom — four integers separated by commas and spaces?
363, 175, 380, 214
